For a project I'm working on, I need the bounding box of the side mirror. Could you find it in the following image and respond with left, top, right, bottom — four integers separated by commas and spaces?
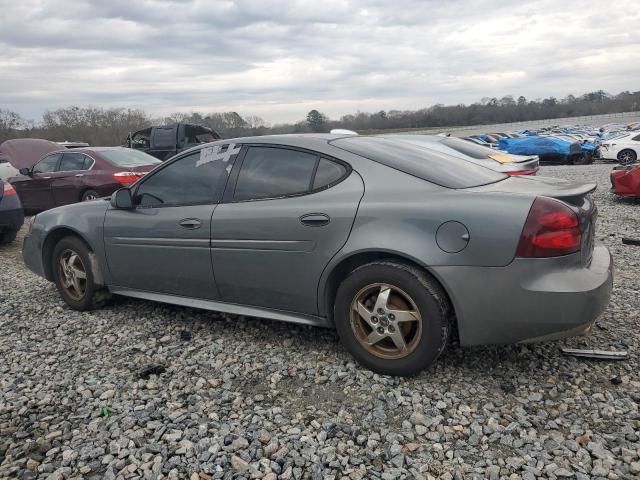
19, 167, 32, 176
111, 188, 134, 209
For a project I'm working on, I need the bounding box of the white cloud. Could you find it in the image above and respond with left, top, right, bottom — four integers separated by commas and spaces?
0, 0, 638, 123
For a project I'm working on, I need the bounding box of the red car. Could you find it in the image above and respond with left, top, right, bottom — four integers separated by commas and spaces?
611, 163, 640, 198
10, 147, 161, 212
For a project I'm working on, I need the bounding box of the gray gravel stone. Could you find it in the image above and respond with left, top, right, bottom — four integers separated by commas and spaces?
0, 164, 638, 479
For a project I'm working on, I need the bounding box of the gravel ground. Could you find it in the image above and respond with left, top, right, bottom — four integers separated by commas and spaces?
1, 164, 639, 480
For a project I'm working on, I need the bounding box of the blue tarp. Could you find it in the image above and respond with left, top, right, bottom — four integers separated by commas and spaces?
580, 141, 597, 153
498, 136, 573, 156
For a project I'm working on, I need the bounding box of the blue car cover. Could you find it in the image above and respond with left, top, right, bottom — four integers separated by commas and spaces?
498, 137, 573, 156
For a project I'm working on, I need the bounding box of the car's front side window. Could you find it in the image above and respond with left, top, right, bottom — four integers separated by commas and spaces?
234, 147, 319, 201
59, 153, 92, 172
33, 154, 61, 174
135, 146, 235, 207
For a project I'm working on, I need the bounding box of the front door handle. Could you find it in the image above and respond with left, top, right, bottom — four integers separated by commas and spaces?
179, 218, 202, 229
300, 213, 330, 227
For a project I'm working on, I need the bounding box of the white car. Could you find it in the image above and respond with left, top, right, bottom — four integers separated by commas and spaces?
0, 156, 19, 181
599, 133, 640, 164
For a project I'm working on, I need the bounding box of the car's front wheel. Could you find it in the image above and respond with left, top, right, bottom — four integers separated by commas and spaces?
334, 261, 451, 376
52, 236, 109, 310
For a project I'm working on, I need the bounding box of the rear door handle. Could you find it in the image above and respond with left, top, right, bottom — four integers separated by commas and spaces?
179, 218, 202, 229
300, 213, 330, 227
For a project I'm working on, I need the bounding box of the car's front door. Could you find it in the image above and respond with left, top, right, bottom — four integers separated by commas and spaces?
103, 146, 237, 299
14, 153, 61, 210
50, 152, 94, 206
212, 145, 364, 315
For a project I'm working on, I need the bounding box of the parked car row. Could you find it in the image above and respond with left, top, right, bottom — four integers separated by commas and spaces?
461, 120, 640, 165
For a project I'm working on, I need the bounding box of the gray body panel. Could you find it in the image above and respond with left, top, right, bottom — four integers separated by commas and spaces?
103, 204, 219, 299
212, 171, 364, 314
21, 134, 613, 347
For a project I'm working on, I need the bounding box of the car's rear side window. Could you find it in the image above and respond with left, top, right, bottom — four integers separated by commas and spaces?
313, 158, 346, 189
330, 137, 506, 188
234, 147, 319, 201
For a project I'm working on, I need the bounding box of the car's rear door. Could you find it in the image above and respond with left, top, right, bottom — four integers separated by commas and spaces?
103, 145, 237, 299
211, 145, 364, 315
50, 152, 94, 206
13, 153, 61, 210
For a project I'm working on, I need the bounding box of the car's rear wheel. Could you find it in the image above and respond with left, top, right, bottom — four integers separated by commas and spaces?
52, 236, 109, 310
334, 261, 451, 376
81, 189, 100, 202
618, 149, 637, 165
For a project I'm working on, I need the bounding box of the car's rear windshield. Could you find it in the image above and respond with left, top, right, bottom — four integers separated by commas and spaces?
100, 149, 162, 167
330, 137, 507, 188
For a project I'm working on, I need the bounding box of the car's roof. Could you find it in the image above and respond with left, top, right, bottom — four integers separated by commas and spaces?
48, 146, 140, 155
213, 133, 356, 144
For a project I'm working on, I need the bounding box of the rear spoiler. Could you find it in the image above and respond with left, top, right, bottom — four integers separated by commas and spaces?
548, 183, 597, 200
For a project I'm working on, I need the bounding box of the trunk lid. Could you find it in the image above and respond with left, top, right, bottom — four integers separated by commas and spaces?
128, 164, 157, 173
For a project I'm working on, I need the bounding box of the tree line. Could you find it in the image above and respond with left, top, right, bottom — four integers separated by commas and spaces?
1, 89, 639, 145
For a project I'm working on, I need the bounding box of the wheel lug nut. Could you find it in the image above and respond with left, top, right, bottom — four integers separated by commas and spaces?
377, 308, 385, 314
377, 327, 384, 334
371, 316, 378, 324
388, 325, 396, 333
388, 313, 395, 321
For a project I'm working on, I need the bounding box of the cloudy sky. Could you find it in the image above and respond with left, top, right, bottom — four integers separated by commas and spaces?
1, 0, 638, 124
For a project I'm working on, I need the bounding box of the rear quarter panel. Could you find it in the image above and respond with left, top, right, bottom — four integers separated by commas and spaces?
318, 156, 535, 313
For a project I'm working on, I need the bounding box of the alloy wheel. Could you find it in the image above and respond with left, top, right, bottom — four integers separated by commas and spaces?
58, 249, 87, 301
350, 283, 422, 359
619, 150, 636, 165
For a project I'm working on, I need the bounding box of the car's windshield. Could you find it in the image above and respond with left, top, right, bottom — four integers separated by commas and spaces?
331, 137, 507, 188
101, 149, 161, 167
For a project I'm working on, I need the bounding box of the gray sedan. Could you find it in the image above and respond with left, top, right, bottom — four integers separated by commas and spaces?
22, 134, 613, 375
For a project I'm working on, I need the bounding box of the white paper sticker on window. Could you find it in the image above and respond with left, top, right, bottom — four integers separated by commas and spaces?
196, 143, 241, 167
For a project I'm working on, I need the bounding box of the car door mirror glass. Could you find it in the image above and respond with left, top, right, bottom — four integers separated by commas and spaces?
111, 188, 134, 209
19, 167, 32, 176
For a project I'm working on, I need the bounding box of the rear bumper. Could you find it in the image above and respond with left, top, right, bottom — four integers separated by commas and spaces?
0, 196, 24, 232
433, 245, 613, 346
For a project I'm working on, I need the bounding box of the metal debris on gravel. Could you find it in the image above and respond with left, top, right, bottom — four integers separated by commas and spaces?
0, 164, 638, 479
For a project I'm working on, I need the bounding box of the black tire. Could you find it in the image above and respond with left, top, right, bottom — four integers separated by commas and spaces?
52, 236, 110, 310
334, 261, 451, 376
0, 229, 18, 245
81, 189, 100, 202
617, 149, 637, 165
572, 153, 593, 165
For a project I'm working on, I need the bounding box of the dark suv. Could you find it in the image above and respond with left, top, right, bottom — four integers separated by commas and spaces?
124, 123, 220, 161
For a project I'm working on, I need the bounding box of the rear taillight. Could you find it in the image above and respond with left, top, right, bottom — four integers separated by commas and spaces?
113, 172, 144, 185
2, 182, 17, 196
507, 169, 538, 176
516, 197, 581, 258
